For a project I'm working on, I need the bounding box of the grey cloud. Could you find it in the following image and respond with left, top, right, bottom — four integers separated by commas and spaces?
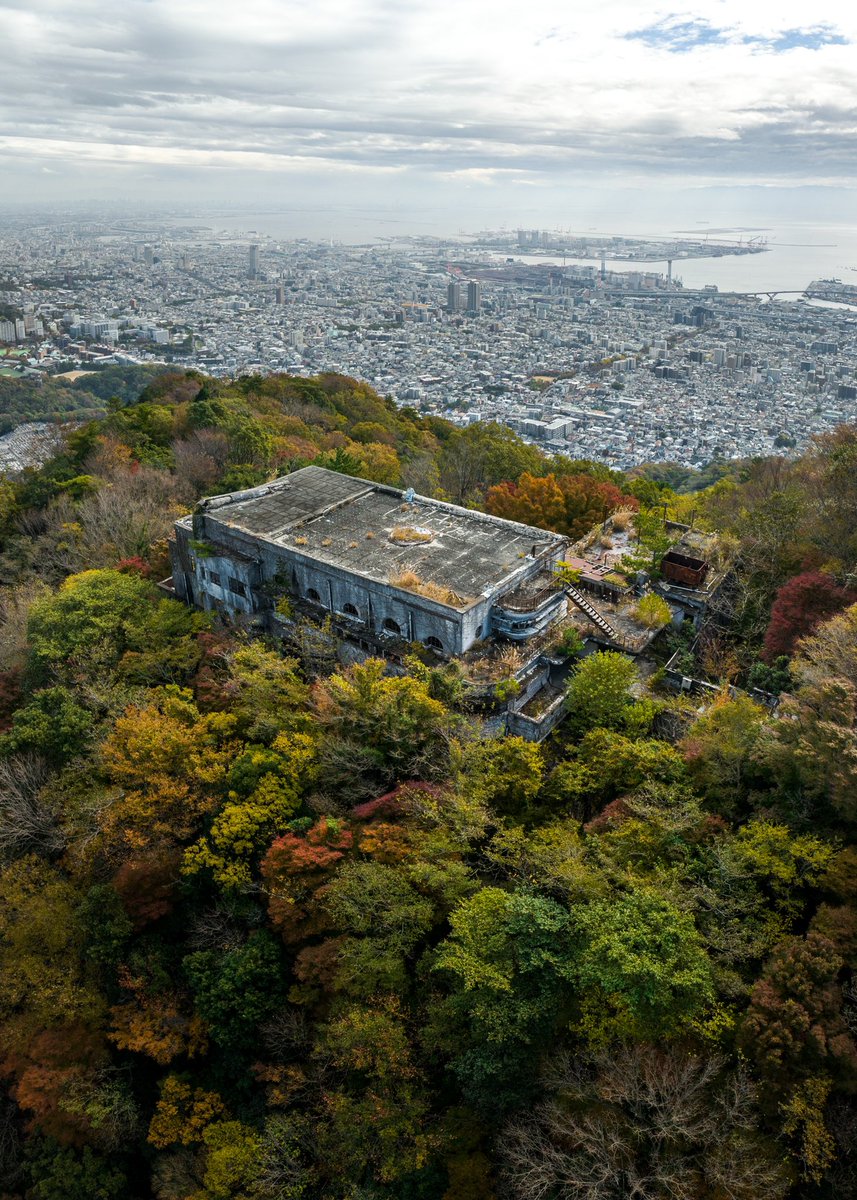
1, 0, 856, 201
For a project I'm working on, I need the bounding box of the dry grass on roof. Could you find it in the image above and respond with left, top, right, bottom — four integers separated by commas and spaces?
610, 509, 635, 533
388, 569, 472, 608
389, 525, 433, 544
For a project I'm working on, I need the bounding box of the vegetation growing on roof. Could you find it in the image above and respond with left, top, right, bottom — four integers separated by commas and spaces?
388, 568, 472, 608
389, 525, 433, 544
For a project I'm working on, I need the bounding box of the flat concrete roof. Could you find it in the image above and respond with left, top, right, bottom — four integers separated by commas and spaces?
198, 466, 565, 605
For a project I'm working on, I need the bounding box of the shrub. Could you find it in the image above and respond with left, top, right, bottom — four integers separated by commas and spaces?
556, 628, 585, 658
554, 562, 582, 587
634, 594, 672, 630
565, 651, 638, 735
495, 678, 521, 703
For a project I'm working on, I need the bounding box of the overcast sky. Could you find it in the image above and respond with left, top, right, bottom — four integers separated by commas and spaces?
2, 0, 856, 228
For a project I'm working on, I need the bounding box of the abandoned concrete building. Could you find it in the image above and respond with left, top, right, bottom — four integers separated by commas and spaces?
167, 466, 571, 658
165, 467, 731, 741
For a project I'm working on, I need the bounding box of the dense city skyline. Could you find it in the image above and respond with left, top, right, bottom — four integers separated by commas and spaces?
2, 216, 856, 474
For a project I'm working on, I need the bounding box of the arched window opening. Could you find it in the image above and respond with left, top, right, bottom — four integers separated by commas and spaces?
342, 603, 360, 618
306, 587, 322, 604
382, 618, 402, 636
425, 635, 444, 652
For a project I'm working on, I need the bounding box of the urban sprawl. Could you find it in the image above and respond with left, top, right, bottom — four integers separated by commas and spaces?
2, 216, 856, 470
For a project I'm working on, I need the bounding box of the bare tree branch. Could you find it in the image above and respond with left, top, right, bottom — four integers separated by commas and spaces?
499, 1046, 790, 1200
0, 753, 63, 858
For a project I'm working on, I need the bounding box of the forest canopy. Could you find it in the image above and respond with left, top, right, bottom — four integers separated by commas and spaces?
0, 371, 854, 1199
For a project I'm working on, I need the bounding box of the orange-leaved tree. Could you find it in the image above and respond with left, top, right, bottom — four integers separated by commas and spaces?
485, 472, 637, 540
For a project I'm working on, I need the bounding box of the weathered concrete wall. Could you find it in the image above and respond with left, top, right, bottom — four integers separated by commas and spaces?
191, 552, 259, 615
170, 520, 260, 615
662, 667, 779, 710
490, 593, 567, 640
172, 506, 566, 658
509, 664, 551, 711
507, 692, 567, 742
172, 519, 480, 655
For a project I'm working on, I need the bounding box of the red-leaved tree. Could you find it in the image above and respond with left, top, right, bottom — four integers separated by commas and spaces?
763, 572, 857, 662
261, 818, 354, 943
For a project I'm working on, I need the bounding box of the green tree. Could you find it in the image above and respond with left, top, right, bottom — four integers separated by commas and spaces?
315, 658, 453, 799
547, 728, 687, 819
574, 889, 714, 1043
224, 416, 274, 468
438, 423, 545, 504
0, 855, 104, 1049
564, 652, 638, 737
78, 884, 133, 971
586, 783, 713, 886
200, 1120, 263, 1200
312, 445, 365, 477
313, 1001, 436, 1187
484, 821, 604, 904
0, 686, 93, 764
681, 692, 770, 815
634, 593, 672, 629
324, 861, 436, 996
747, 655, 792, 696
433, 888, 576, 1111
26, 569, 207, 684
224, 642, 311, 741
27, 569, 152, 674
26, 1139, 127, 1200
800, 425, 857, 565
731, 820, 833, 920
764, 676, 857, 829
453, 737, 545, 821
184, 931, 285, 1051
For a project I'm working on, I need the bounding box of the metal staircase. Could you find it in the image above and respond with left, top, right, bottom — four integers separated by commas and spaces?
564, 584, 619, 640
